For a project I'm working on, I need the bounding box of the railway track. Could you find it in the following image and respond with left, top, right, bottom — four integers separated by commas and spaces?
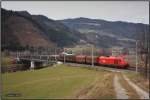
127, 66, 147, 72
64, 62, 145, 73
65, 62, 149, 72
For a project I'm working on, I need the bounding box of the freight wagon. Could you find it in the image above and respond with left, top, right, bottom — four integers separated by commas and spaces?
75, 55, 86, 64
65, 55, 76, 63
85, 56, 98, 64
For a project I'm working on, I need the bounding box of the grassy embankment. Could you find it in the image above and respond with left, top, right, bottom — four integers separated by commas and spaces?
1, 56, 14, 67
1, 55, 24, 73
2, 64, 115, 99
123, 72, 149, 92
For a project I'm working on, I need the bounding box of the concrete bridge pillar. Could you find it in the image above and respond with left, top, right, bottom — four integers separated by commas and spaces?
43, 62, 48, 66
16, 57, 20, 62
30, 61, 35, 70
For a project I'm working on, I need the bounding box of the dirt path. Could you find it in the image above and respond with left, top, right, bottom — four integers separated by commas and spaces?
113, 74, 129, 99
74, 73, 115, 99
123, 74, 149, 99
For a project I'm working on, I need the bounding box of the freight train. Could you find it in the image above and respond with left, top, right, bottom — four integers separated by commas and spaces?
13, 53, 129, 69
58, 54, 129, 68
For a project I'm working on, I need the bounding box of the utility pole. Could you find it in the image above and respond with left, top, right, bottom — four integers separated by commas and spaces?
16, 50, 20, 62
64, 48, 66, 63
17, 50, 18, 58
55, 48, 57, 62
136, 40, 138, 73
145, 27, 148, 78
16, 50, 18, 60
148, 38, 150, 78
91, 45, 94, 67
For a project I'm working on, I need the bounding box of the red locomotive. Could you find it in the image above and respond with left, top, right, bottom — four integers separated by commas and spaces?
97, 56, 129, 68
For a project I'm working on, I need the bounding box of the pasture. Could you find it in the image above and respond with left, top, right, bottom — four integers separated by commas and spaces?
2, 64, 115, 99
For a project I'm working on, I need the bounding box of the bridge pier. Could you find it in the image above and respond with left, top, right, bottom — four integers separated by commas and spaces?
43, 62, 48, 66
30, 61, 35, 70
16, 57, 20, 62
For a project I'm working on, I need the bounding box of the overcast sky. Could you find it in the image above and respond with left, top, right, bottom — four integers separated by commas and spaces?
2, 1, 149, 24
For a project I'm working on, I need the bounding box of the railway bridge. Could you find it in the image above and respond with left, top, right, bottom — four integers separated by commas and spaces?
14, 53, 58, 69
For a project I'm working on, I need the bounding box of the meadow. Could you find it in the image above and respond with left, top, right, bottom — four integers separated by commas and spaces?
2, 64, 115, 99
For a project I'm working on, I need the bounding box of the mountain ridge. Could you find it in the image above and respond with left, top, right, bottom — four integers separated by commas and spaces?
59, 17, 148, 48
2, 8, 149, 51
1, 8, 81, 50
